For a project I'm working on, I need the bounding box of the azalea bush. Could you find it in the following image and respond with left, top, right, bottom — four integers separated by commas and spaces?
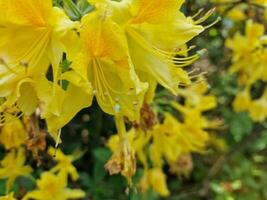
0, 0, 266, 200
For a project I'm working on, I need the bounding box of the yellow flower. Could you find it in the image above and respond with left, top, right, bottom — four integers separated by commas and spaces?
226, 20, 264, 62
177, 78, 217, 111
150, 113, 209, 167
252, 0, 267, 6
0, 193, 16, 200
0, 0, 78, 83
73, 8, 147, 120
88, 0, 208, 101
0, 1, 91, 139
23, 172, 85, 200
233, 89, 251, 112
48, 147, 80, 181
0, 117, 27, 150
139, 168, 170, 197
226, 20, 266, 86
0, 148, 32, 191
249, 90, 267, 122
227, 7, 246, 21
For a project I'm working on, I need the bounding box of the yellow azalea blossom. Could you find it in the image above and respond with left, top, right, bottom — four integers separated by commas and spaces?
0, 70, 92, 141
0, 117, 27, 150
88, 0, 208, 101
48, 147, 80, 181
0, 148, 32, 191
0, 0, 78, 102
23, 172, 85, 200
38, 71, 92, 138
0, 1, 92, 139
226, 20, 266, 85
0, 193, 16, 200
139, 168, 170, 197
73, 9, 147, 120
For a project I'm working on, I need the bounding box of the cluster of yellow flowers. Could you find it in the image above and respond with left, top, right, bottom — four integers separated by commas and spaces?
212, 0, 267, 21
107, 79, 219, 196
226, 20, 267, 122
0, 0, 214, 189
0, 117, 85, 200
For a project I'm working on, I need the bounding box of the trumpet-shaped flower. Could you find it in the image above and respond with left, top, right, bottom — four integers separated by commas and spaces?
73, 9, 147, 120
88, 0, 207, 101
0, 0, 79, 82
0, 0, 91, 139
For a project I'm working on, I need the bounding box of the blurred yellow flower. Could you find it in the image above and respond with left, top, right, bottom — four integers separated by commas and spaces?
249, 90, 267, 122
139, 168, 170, 197
177, 78, 217, 111
233, 89, 251, 112
227, 20, 267, 122
0, 117, 27, 150
226, 20, 266, 85
48, 147, 80, 181
23, 172, 85, 200
227, 7, 246, 21
0, 148, 32, 191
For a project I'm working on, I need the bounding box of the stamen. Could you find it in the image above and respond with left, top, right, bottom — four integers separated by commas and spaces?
194, 8, 216, 25
188, 68, 201, 75
192, 8, 204, 19
189, 72, 208, 80
204, 17, 221, 29
127, 28, 198, 68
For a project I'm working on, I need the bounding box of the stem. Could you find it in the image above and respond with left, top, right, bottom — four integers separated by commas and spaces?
114, 114, 127, 144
